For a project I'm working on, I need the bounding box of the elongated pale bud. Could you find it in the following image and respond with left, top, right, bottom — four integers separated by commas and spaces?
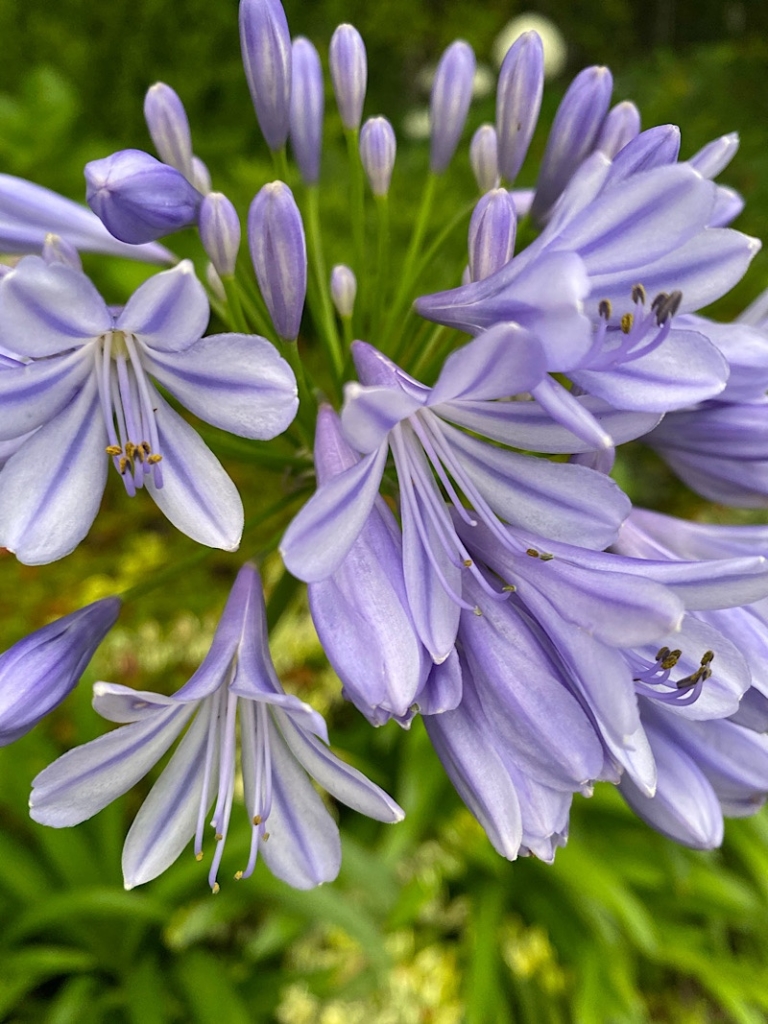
360, 117, 396, 196
530, 65, 613, 223
468, 189, 516, 282
85, 149, 203, 244
329, 24, 367, 130
239, 0, 292, 151
205, 261, 227, 301
330, 264, 357, 318
595, 101, 641, 159
0, 597, 121, 746
41, 232, 82, 271
143, 82, 195, 181
470, 124, 499, 193
199, 192, 241, 277
430, 40, 476, 173
290, 37, 324, 185
495, 31, 544, 185
689, 132, 739, 179
604, 125, 681, 188
191, 156, 212, 195
248, 181, 306, 340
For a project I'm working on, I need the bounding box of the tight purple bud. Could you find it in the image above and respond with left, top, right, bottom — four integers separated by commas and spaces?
470, 124, 499, 193
430, 40, 476, 173
468, 188, 516, 282
144, 83, 194, 181
0, 597, 120, 746
239, 0, 292, 151
85, 149, 203, 244
199, 192, 241, 277
329, 24, 367, 131
248, 181, 306, 340
530, 65, 613, 224
330, 264, 357, 317
495, 31, 544, 185
595, 101, 641, 159
689, 132, 740, 179
290, 37, 324, 185
360, 117, 396, 197
42, 233, 82, 271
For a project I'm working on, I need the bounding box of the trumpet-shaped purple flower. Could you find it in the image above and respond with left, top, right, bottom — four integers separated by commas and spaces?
281, 329, 657, 663
0, 173, 173, 263
0, 597, 120, 746
0, 258, 298, 563
30, 565, 403, 891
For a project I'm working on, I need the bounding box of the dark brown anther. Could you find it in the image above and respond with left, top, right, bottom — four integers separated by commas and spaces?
631, 283, 646, 305
525, 548, 539, 558
651, 289, 682, 326
598, 299, 612, 319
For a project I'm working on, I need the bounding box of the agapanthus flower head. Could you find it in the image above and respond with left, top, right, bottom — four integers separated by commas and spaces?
289, 37, 324, 185
0, 258, 298, 562
85, 149, 203, 245
143, 82, 195, 183
329, 24, 367, 131
0, 597, 120, 746
429, 40, 476, 174
239, 0, 292, 151
30, 564, 403, 892
247, 181, 307, 341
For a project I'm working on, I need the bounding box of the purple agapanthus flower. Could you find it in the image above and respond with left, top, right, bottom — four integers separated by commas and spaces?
0, 597, 120, 746
281, 329, 659, 662
30, 564, 403, 892
0, 257, 298, 563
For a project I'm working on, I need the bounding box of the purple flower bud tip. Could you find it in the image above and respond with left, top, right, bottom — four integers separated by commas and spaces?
430, 40, 476, 174
248, 180, 307, 340
239, 0, 292, 151
595, 101, 641, 160
199, 192, 241, 278
290, 37, 324, 185
85, 149, 203, 245
468, 188, 516, 282
144, 82, 194, 181
42, 232, 82, 272
470, 124, 499, 193
329, 24, 367, 131
496, 30, 544, 185
330, 264, 357, 318
360, 117, 396, 197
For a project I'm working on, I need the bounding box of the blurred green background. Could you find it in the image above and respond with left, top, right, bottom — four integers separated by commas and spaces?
2, 0, 768, 1021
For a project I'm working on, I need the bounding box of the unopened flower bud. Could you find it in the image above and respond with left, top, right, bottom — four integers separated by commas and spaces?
430, 40, 476, 174
530, 65, 613, 223
191, 156, 212, 195
495, 31, 544, 185
595, 101, 641, 159
239, 0, 292, 151
248, 181, 306, 340
143, 83, 195, 181
330, 264, 357, 318
205, 261, 227, 302
689, 132, 740, 179
470, 124, 499, 193
468, 189, 516, 282
360, 117, 396, 197
329, 24, 367, 131
199, 192, 241, 277
290, 37, 324, 185
42, 233, 82, 271
85, 149, 203, 244
0, 597, 121, 746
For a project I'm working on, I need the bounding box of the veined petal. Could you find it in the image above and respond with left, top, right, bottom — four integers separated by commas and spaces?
144, 392, 244, 551
280, 443, 388, 581
118, 261, 209, 352
442, 422, 630, 549
414, 648, 463, 715
92, 681, 181, 723
275, 709, 404, 822
29, 703, 195, 827
0, 348, 92, 440
341, 383, 424, 454
144, 332, 298, 440
0, 378, 107, 564
0, 256, 110, 356
122, 705, 217, 889
259, 716, 341, 889
428, 323, 547, 404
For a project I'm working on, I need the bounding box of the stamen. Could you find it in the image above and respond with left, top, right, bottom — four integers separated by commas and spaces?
598, 299, 612, 319
620, 313, 633, 334
631, 283, 646, 305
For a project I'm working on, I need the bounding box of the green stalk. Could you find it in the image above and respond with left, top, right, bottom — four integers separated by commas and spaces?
221, 275, 249, 334
345, 127, 366, 294
383, 171, 437, 340
372, 192, 390, 340
271, 145, 290, 183
304, 184, 344, 382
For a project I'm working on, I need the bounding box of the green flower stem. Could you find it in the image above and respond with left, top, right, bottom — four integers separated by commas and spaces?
272, 145, 291, 183
280, 337, 316, 445
341, 312, 354, 350
304, 184, 344, 383
383, 171, 437, 341
221, 275, 250, 334
372, 193, 390, 339
264, 565, 303, 632
234, 264, 277, 340
345, 126, 366, 301
409, 323, 451, 380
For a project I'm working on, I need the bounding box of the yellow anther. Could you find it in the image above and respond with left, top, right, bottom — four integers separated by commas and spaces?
540, 552, 554, 561
262, 832, 270, 842
215, 832, 224, 841
125, 441, 136, 458
526, 548, 539, 558
212, 882, 220, 894
701, 650, 715, 665
473, 606, 482, 616
463, 559, 473, 567
195, 851, 204, 862
253, 815, 262, 825
502, 584, 517, 592
234, 871, 244, 880
598, 299, 612, 319
141, 441, 151, 455
118, 457, 128, 475
147, 454, 163, 464
621, 312, 634, 334
631, 283, 646, 305
105, 445, 122, 456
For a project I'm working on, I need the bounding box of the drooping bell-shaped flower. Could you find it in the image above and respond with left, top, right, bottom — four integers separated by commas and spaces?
85, 149, 203, 244
0, 258, 298, 562
30, 564, 403, 892
0, 597, 120, 746
239, 0, 292, 151
329, 24, 367, 131
247, 181, 307, 341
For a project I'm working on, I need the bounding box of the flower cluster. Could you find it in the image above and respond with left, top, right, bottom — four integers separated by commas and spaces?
2, 0, 768, 894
